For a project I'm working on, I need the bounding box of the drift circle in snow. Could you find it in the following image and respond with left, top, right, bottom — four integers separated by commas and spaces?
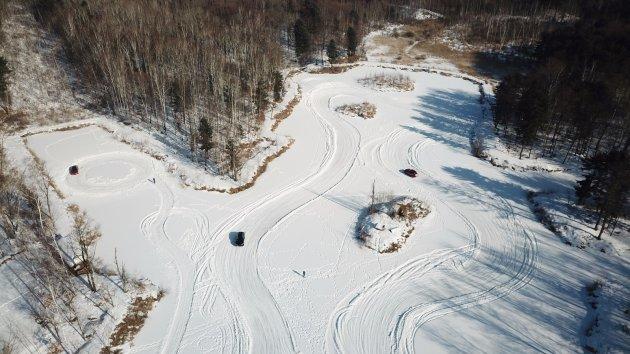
65, 153, 152, 195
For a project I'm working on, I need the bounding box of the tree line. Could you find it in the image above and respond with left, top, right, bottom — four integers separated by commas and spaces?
492, 0, 629, 238
416, 0, 582, 47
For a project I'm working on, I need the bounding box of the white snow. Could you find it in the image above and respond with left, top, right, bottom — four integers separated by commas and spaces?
414, 9, 443, 21
3, 59, 629, 353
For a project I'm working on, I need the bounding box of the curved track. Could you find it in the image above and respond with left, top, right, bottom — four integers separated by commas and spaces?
325, 113, 537, 353
28, 65, 540, 353
204, 83, 365, 353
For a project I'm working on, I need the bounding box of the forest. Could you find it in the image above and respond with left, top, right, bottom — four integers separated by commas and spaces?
15, 0, 630, 232
31, 0, 414, 177
29, 0, 585, 178
492, 0, 629, 237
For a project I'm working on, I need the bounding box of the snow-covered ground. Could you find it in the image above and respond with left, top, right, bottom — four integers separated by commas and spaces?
5, 63, 629, 353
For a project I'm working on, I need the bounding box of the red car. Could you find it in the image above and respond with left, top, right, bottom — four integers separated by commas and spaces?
402, 168, 417, 178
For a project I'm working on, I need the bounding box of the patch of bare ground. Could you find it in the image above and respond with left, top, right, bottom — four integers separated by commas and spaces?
336, 102, 377, 119
358, 73, 414, 91
271, 86, 302, 132
370, 21, 532, 80
101, 291, 164, 353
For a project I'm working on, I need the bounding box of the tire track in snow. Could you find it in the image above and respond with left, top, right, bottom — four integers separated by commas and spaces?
390, 141, 538, 353
196, 82, 358, 353
137, 174, 197, 354
326, 116, 538, 353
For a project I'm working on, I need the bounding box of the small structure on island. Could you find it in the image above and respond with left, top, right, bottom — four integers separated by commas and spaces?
69, 165, 79, 175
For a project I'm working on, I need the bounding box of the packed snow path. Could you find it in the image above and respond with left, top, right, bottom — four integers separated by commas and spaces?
21, 64, 628, 353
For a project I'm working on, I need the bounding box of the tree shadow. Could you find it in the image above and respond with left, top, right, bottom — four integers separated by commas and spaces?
402, 89, 482, 152
471, 50, 534, 81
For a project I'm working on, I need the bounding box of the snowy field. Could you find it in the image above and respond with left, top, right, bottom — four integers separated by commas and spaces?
15, 65, 629, 353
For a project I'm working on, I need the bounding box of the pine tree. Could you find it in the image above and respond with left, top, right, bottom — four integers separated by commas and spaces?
225, 139, 238, 180
198, 117, 213, 158
576, 150, 629, 239
326, 40, 339, 63
272, 71, 283, 102
299, 0, 322, 37
515, 81, 548, 158
0, 56, 10, 107
346, 26, 358, 56
294, 18, 312, 64
207, 72, 214, 96
254, 79, 268, 114
492, 74, 524, 131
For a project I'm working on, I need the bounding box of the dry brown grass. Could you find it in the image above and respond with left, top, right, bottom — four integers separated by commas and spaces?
227, 139, 293, 194
310, 64, 358, 75
0, 110, 28, 132
271, 86, 301, 132
336, 102, 377, 119
101, 291, 164, 353
358, 73, 414, 91
367, 21, 527, 81
20, 122, 94, 138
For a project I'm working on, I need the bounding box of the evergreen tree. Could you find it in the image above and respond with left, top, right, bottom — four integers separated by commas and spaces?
254, 79, 268, 114
294, 18, 312, 64
223, 86, 233, 117
326, 40, 339, 63
0, 56, 10, 106
207, 72, 214, 96
576, 150, 629, 238
346, 26, 358, 56
225, 139, 238, 180
272, 71, 283, 102
492, 74, 524, 131
198, 117, 213, 157
514, 81, 548, 158
299, 0, 322, 37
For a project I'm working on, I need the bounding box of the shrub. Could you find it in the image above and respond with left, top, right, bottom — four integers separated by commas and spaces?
358, 72, 414, 91
471, 135, 486, 158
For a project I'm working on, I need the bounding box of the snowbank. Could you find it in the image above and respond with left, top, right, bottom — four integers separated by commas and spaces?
358, 197, 430, 253
527, 191, 627, 256
583, 280, 630, 353
414, 9, 443, 21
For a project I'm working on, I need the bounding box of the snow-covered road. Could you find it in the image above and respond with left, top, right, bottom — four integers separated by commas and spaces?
20, 64, 628, 353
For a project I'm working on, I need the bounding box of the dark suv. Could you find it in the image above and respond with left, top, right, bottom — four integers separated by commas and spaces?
402, 168, 417, 178
234, 232, 245, 246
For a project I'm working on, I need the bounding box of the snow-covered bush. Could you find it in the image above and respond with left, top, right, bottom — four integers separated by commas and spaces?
471, 134, 486, 158
358, 73, 414, 92
336, 102, 377, 119
358, 197, 430, 253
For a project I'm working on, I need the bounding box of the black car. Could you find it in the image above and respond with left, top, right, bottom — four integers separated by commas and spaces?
402, 168, 417, 178
234, 231, 245, 246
